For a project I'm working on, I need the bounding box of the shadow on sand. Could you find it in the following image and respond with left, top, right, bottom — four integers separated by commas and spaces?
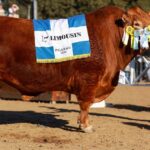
109, 103, 150, 112
123, 122, 150, 130
0, 105, 149, 132
0, 110, 80, 132
40, 106, 150, 123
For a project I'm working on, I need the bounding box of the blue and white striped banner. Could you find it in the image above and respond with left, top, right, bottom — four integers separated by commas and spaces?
33, 14, 91, 63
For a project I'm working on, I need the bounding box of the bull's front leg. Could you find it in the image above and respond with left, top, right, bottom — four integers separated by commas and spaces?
78, 100, 94, 133
76, 75, 98, 132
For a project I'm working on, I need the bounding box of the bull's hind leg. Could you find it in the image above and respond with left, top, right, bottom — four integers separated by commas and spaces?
22, 95, 33, 101
77, 100, 94, 133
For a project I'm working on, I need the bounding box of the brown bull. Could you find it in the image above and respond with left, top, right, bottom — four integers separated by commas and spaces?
0, 6, 150, 132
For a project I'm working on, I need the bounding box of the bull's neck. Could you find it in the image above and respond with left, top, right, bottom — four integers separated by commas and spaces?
117, 27, 140, 70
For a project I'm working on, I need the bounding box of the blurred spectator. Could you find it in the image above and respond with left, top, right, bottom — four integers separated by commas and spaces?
0, 3, 5, 16
8, 4, 19, 18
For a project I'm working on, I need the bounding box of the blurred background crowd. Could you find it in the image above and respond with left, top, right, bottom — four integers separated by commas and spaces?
0, 0, 150, 19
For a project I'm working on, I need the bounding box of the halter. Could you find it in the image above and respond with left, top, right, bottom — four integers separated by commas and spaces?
122, 25, 150, 50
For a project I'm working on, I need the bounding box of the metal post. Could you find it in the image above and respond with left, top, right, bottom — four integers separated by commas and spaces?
130, 59, 136, 84
133, 65, 150, 83
27, 4, 31, 19
133, 56, 150, 83
33, 0, 37, 19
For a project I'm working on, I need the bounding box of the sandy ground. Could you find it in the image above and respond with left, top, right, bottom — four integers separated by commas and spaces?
0, 83, 149, 150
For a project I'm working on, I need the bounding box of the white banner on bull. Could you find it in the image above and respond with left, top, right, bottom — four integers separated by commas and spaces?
33, 14, 91, 63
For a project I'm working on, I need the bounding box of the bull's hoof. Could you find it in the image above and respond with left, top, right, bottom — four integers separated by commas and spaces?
22, 95, 33, 101
51, 101, 56, 104
79, 125, 94, 133
66, 100, 69, 104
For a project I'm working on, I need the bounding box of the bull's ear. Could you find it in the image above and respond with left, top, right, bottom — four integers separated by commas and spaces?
115, 13, 131, 27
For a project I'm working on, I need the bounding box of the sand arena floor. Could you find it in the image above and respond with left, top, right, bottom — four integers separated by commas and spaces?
0, 83, 149, 150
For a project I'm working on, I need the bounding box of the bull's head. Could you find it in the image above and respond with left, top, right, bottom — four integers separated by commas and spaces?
122, 7, 150, 29
119, 7, 150, 50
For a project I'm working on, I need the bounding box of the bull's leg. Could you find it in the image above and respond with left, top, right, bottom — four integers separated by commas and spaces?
22, 95, 33, 101
76, 76, 98, 132
78, 100, 94, 133
51, 91, 58, 104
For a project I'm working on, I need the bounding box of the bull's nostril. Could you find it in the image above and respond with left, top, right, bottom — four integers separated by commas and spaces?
134, 23, 139, 26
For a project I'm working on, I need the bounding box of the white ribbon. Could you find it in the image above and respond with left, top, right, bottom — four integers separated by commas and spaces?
140, 34, 149, 49
122, 26, 150, 50
122, 30, 129, 46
